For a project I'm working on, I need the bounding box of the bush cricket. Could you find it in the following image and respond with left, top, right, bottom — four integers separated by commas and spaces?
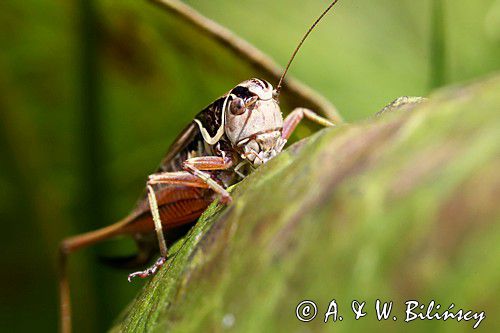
59, 1, 341, 332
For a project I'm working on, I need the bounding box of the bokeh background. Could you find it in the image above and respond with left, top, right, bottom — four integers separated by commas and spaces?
1, 0, 499, 331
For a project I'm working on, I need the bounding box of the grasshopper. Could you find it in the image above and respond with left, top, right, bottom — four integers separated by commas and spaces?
59, 1, 341, 332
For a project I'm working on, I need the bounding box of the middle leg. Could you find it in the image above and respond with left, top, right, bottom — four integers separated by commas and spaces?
129, 155, 234, 281
128, 171, 210, 281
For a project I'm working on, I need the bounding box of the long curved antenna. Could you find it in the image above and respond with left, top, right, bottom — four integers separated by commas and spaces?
276, 0, 340, 95
150, 0, 342, 122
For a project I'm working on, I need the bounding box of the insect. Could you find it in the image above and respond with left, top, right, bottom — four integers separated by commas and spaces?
59, 1, 341, 332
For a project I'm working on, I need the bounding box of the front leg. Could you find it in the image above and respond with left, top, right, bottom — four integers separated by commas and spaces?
148, 156, 233, 204
282, 107, 335, 140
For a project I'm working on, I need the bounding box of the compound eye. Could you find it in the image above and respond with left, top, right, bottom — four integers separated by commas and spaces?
229, 97, 246, 115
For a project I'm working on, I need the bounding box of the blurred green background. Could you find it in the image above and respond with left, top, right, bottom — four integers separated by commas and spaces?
0, 0, 499, 331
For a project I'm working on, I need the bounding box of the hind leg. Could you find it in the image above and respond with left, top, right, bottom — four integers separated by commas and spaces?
282, 107, 335, 140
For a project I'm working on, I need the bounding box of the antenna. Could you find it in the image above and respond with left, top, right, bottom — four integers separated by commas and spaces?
275, 0, 340, 95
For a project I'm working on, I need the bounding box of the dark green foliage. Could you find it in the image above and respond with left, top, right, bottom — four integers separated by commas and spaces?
0, 1, 499, 332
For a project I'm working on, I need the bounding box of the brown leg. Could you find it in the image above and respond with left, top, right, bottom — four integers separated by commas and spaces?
59, 173, 211, 332
59, 249, 71, 333
61, 161, 235, 331
129, 157, 234, 281
282, 107, 335, 140
128, 171, 210, 282
182, 156, 234, 204
59, 217, 134, 333
182, 156, 233, 170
